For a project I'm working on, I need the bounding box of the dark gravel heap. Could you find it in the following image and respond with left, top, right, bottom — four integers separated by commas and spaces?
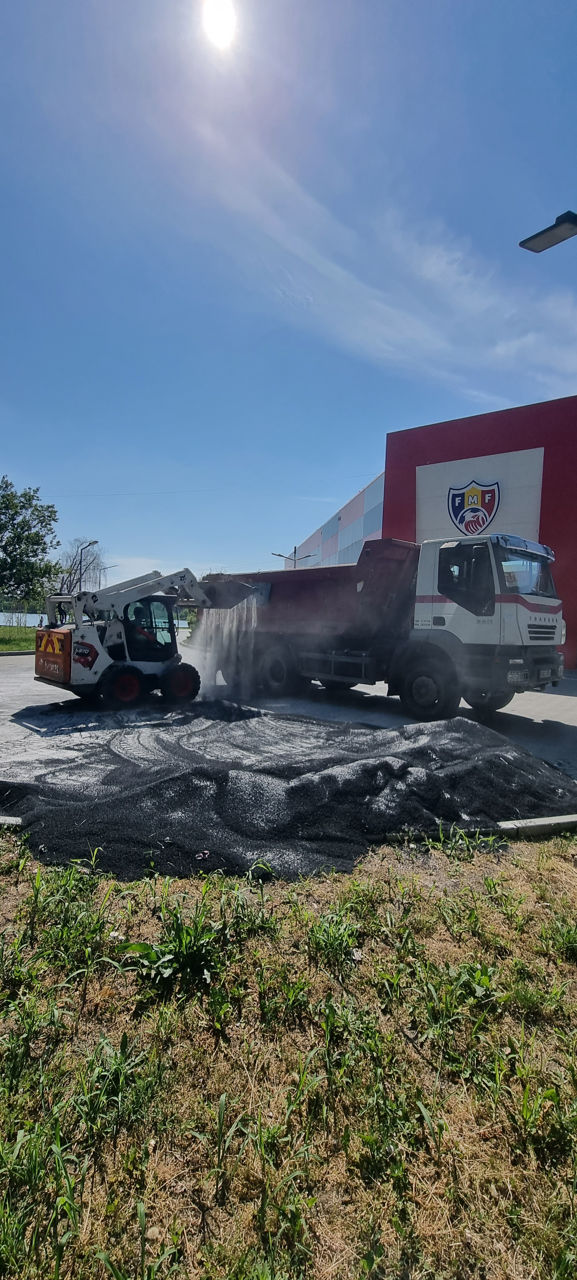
2, 700, 577, 878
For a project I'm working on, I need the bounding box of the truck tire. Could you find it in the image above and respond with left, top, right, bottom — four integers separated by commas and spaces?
99, 665, 144, 708
400, 657, 461, 721
258, 645, 300, 697
464, 692, 514, 715
160, 663, 201, 703
220, 635, 257, 697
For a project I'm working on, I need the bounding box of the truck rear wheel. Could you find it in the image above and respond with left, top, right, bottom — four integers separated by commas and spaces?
400, 658, 461, 721
99, 665, 144, 708
258, 645, 300, 697
161, 663, 201, 703
465, 692, 514, 714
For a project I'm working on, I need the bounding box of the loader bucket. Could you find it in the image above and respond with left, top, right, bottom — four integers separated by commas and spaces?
201, 580, 257, 610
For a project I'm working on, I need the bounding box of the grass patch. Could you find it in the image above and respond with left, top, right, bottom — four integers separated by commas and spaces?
0, 830, 577, 1276
0, 626, 36, 652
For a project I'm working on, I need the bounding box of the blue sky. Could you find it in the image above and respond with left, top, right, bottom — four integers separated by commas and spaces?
2, 0, 576, 581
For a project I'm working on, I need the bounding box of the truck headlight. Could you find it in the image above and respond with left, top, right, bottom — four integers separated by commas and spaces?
561, 620, 567, 644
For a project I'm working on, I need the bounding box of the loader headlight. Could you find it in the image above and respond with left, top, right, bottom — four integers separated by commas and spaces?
561, 620, 567, 644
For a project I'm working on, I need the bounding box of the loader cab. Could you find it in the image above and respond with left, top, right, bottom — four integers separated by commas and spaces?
123, 595, 177, 663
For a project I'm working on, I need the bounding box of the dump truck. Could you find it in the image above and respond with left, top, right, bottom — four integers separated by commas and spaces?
206, 533, 565, 719
35, 568, 251, 707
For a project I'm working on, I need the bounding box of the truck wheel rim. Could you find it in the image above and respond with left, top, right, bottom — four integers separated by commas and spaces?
411, 675, 439, 707
269, 659, 286, 686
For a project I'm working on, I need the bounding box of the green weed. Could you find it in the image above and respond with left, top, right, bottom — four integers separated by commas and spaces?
540, 914, 577, 963
72, 1032, 154, 1144
120, 885, 229, 995
419, 822, 506, 862
97, 1200, 182, 1279
307, 908, 359, 980
256, 964, 311, 1030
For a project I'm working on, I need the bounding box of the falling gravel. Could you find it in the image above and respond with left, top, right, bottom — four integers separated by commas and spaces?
2, 698, 577, 879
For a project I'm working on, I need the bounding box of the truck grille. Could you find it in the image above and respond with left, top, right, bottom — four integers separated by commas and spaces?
527, 624, 557, 642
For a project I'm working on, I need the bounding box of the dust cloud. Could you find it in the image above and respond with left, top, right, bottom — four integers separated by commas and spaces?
183, 596, 258, 699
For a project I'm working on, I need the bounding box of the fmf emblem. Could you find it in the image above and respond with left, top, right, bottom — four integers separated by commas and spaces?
448, 481, 500, 535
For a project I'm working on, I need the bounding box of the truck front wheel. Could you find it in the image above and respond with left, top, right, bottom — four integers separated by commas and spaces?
464, 692, 514, 715
400, 658, 461, 721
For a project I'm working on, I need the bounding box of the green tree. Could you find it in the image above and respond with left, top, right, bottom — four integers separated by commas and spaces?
0, 475, 60, 605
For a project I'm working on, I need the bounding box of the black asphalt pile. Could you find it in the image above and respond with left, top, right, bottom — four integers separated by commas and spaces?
2, 701, 577, 878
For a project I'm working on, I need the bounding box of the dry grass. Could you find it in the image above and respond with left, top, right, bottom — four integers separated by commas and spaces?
0, 828, 576, 1279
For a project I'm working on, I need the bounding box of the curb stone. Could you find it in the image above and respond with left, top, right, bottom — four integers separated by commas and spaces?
498, 813, 577, 836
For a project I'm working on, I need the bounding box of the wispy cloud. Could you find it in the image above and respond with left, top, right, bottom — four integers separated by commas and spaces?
186, 123, 577, 404
40, 18, 577, 409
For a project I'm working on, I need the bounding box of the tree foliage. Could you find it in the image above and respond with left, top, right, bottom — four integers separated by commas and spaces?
0, 475, 60, 605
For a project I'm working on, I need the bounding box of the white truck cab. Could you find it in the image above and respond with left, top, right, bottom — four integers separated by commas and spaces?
409, 533, 564, 713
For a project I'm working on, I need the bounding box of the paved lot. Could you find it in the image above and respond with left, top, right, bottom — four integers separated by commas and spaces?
2, 653, 577, 781
259, 675, 577, 781
2, 654, 577, 876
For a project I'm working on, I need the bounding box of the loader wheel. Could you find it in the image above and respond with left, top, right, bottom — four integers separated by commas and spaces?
161, 663, 201, 703
464, 692, 514, 715
400, 657, 461, 721
100, 665, 144, 708
76, 689, 101, 704
258, 645, 300, 697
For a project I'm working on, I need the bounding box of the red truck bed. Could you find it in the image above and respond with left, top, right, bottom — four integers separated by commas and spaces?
208, 539, 419, 647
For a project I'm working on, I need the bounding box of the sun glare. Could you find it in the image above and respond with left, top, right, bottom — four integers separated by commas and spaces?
202, 0, 238, 50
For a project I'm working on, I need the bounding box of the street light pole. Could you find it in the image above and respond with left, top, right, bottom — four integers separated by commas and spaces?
519, 210, 577, 253
271, 545, 313, 569
78, 540, 98, 592
99, 564, 118, 590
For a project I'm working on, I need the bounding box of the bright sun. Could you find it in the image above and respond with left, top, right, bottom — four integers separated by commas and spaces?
202, 0, 238, 50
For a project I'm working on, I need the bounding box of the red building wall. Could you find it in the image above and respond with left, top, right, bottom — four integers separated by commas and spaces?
382, 395, 577, 667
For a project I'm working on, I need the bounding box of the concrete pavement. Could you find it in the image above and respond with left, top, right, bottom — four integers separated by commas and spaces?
2, 653, 577, 780
258, 677, 577, 780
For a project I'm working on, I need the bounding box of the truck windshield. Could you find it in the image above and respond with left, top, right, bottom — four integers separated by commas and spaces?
494, 547, 557, 599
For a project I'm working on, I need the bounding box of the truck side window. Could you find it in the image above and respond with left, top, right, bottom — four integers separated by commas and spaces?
438, 543, 495, 616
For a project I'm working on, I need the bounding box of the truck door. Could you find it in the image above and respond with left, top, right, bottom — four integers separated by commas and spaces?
435, 541, 500, 643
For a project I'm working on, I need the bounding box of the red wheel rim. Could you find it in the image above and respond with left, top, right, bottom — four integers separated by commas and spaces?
172, 668, 195, 696
114, 672, 140, 702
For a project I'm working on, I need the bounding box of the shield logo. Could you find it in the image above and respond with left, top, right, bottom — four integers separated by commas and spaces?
448, 481, 500, 535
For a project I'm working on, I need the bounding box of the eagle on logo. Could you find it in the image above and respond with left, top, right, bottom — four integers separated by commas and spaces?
448, 482, 500, 535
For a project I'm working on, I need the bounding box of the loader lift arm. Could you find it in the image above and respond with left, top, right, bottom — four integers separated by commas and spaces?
46, 569, 252, 627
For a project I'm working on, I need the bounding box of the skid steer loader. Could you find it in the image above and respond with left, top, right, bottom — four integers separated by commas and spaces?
35, 568, 251, 708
